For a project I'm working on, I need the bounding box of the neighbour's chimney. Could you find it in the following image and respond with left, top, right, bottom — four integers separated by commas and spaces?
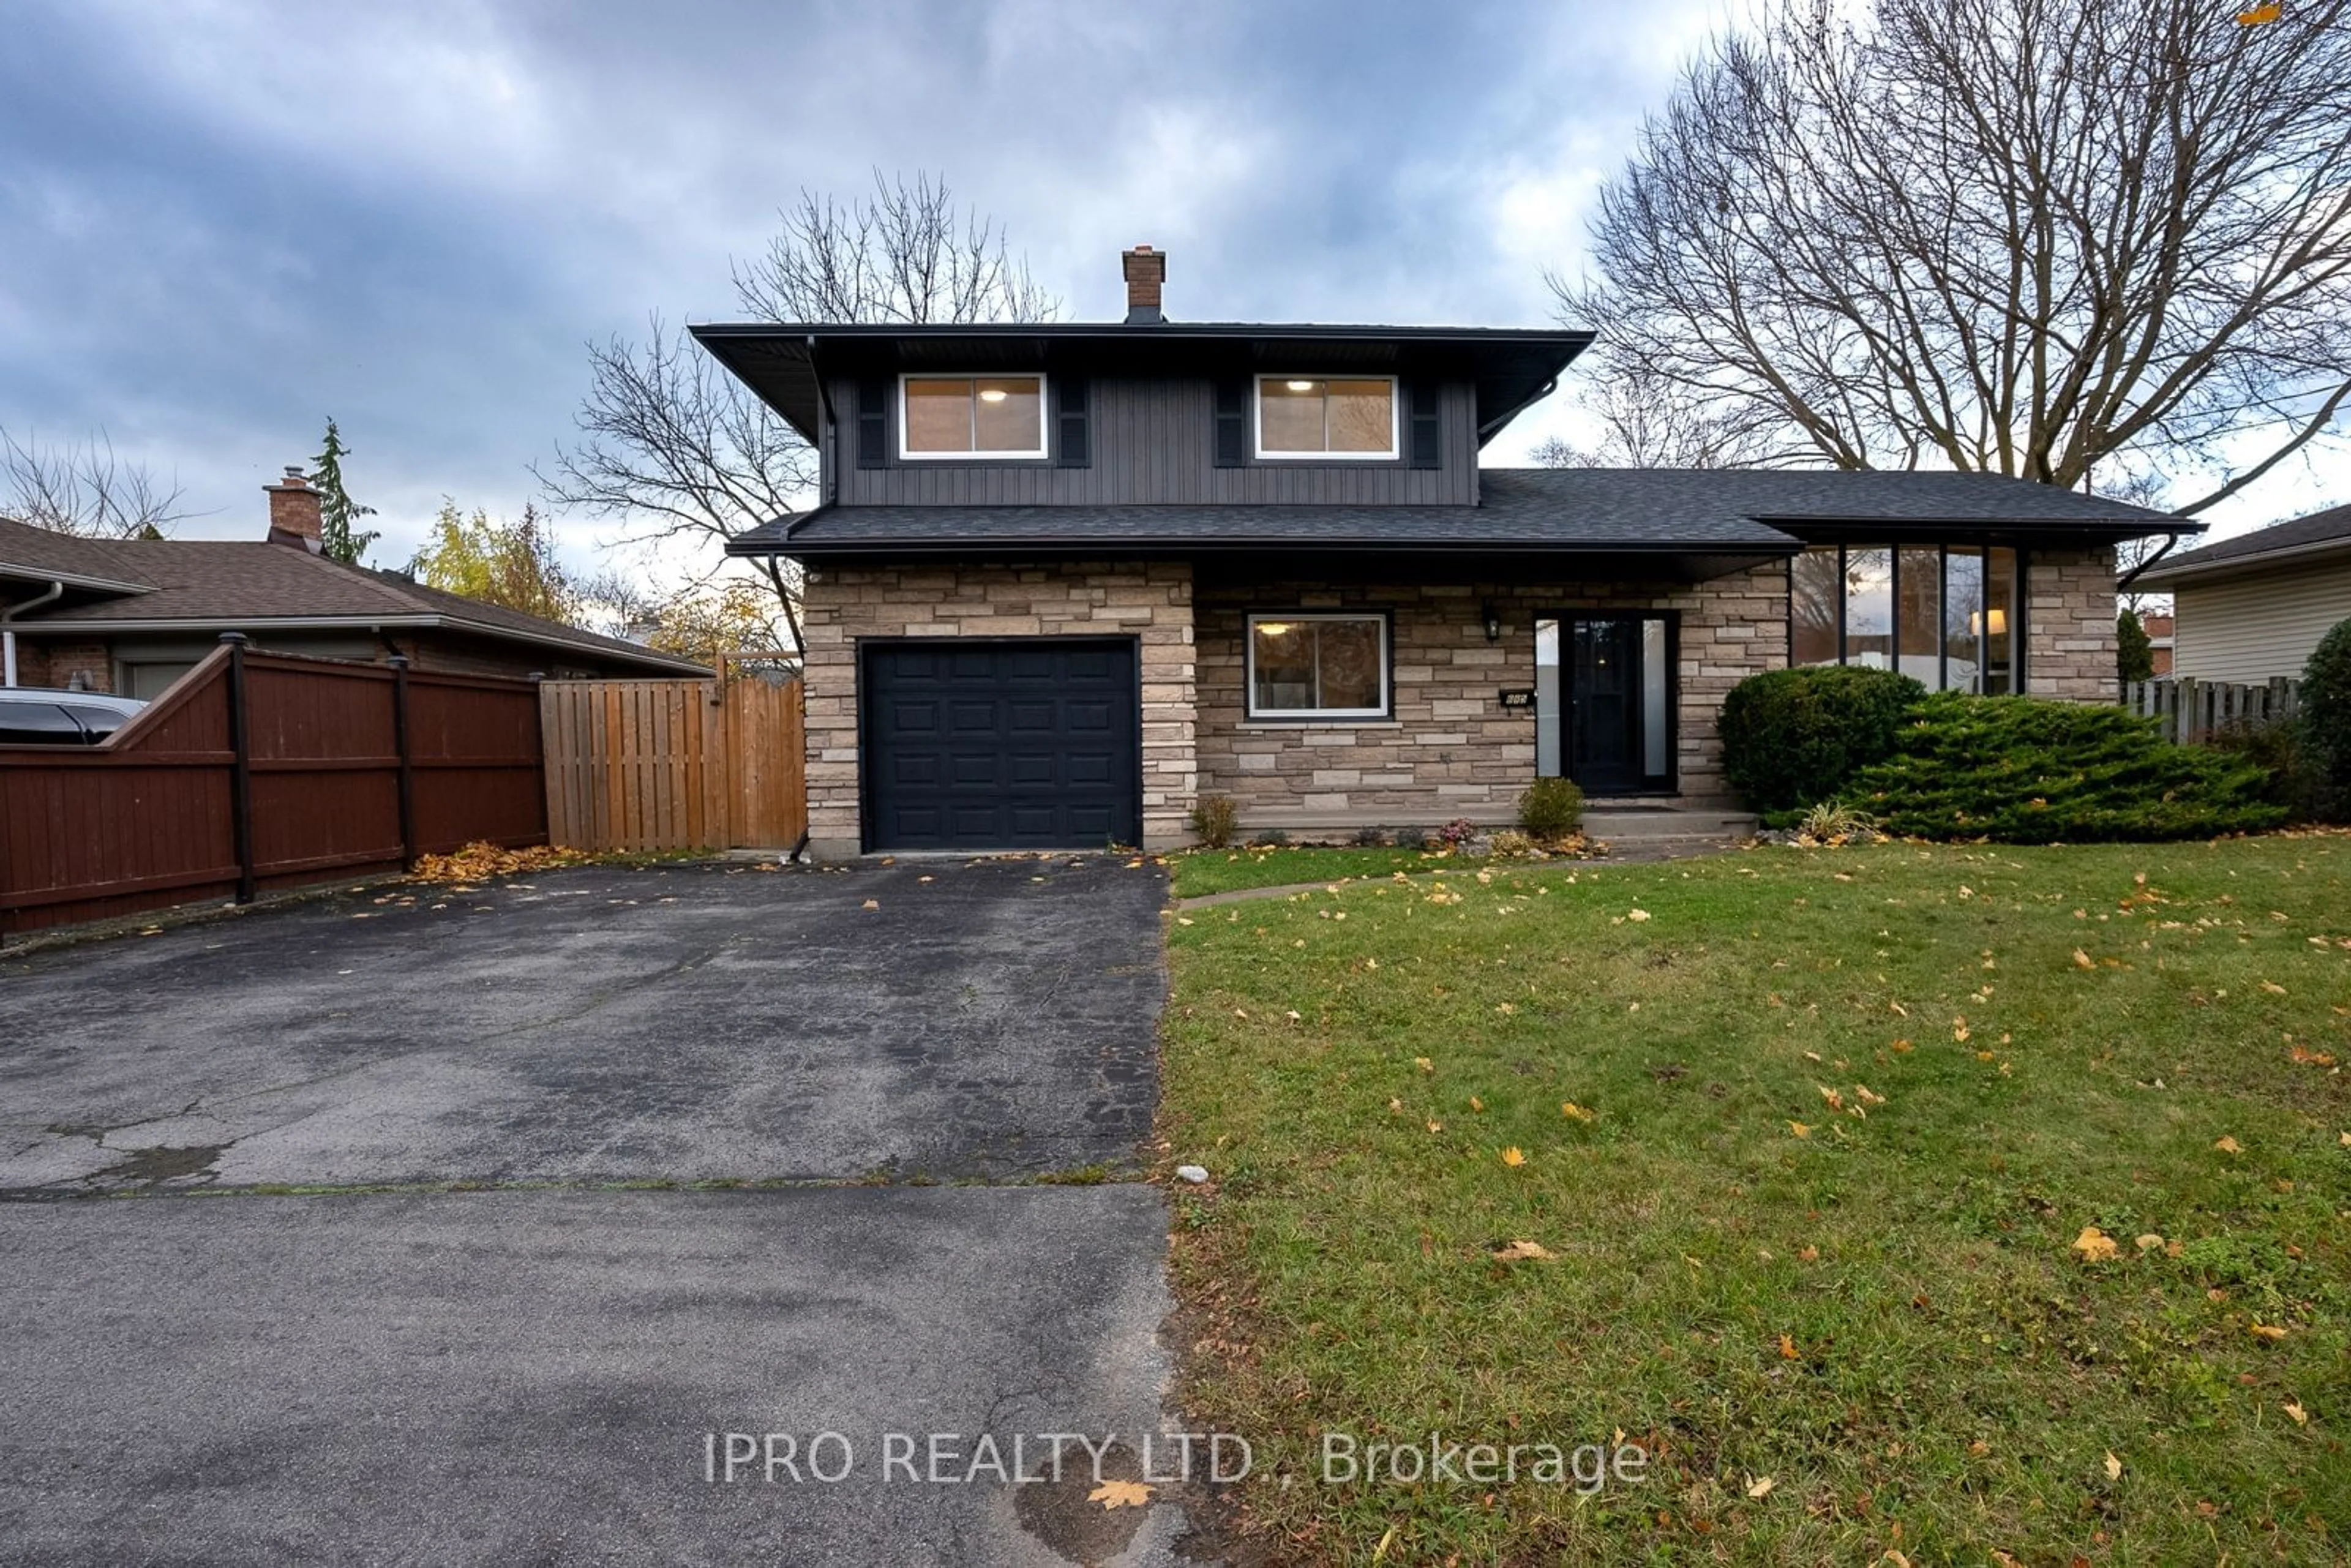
1122, 244, 1166, 324
265, 465, 323, 553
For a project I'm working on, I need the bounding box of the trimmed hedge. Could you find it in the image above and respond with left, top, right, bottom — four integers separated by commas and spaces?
1717, 666, 1925, 812
1837, 692, 2287, 842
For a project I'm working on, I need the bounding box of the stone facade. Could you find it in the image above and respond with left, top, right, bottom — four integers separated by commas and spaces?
797, 561, 1197, 855
1194, 564, 1788, 829
2025, 544, 2120, 702
799, 546, 2122, 853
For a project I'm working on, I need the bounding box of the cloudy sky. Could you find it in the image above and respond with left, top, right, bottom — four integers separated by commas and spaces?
2, 0, 2343, 588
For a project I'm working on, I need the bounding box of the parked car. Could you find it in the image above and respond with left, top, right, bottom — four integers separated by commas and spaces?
0, 686, 148, 745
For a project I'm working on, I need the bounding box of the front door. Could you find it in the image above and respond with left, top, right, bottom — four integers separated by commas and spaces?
1536, 615, 1676, 794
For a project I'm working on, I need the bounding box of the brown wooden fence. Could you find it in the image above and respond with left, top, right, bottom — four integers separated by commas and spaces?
540, 667, 805, 853
1, 639, 546, 934
2124, 676, 2300, 743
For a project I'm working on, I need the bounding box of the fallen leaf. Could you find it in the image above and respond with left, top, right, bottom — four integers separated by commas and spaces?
1427, 1119, 1444, 1133
1747, 1476, 1775, 1499
2104, 1451, 2122, 1481
1819, 1086, 1846, 1111
2135, 1233, 2165, 1252
1627, 909, 1651, 922
2215, 1136, 2243, 1154
2072, 1226, 2120, 1262
1560, 1100, 1596, 1122
2251, 1322, 2289, 1341
2074, 949, 2095, 970
1389, 1098, 1404, 1114
1414, 1057, 1433, 1073
1088, 1479, 1152, 1509
1798, 1245, 1820, 1262
1788, 1120, 1812, 1138
1779, 1334, 1798, 1360
1493, 1239, 1554, 1261
1469, 1096, 1485, 1112
861, 899, 879, 911
1501, 1146, 1526, 1167
2284, 1400, 2308, 1425
2262, 980, 2287, 995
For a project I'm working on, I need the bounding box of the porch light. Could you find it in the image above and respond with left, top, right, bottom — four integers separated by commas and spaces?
1256, 621, 1295, 637
1284, 380, 1317, 392
1483, 602, 1502, 643
978, 388, 1009, 403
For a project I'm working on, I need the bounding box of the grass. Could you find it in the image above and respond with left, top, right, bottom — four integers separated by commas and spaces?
1169, 845, 1485, 899
1160, 835, 2351, 1564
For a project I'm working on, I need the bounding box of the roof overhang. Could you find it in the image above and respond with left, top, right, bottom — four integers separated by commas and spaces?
689, 322, 1594, 449
4, 613, 711, 676
2131, 531, 2351, 589
1764, 516, 2203, 549
0, 562, 154, 599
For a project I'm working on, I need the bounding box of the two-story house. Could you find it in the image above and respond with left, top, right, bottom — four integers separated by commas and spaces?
698, 246, 2189, 858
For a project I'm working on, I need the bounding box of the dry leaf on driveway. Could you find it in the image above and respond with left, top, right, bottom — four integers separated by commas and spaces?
1088, 1479, 1152, 1509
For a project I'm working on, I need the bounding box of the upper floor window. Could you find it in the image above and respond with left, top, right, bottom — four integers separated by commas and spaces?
899, 374, 1046, 459
1255, 376, 1397, 460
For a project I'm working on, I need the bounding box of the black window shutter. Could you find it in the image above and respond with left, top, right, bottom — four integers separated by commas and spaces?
1213, 377, 1248, 468
855, 378, 888, 468
1056, 377, 1090, 468
1407, 378, 1442, 470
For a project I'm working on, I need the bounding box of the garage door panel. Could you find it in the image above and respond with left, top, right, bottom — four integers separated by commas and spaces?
864, 639, 1141, 851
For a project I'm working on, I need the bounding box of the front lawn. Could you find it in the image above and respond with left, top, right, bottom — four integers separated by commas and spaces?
1161, 837, 2351, 1563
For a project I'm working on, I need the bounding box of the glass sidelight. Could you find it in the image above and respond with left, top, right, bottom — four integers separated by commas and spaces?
1535, 614, 1675, 793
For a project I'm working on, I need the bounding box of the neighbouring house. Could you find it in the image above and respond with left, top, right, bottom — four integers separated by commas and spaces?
699, 245, 2191, 857
2129, 503, 2351, 683
2140, 611, 2175, 677
0, 467, 707, 696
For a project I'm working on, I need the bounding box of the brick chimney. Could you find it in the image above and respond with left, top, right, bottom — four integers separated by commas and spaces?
265, 465, 323, 553
1122, 244, 1166, 324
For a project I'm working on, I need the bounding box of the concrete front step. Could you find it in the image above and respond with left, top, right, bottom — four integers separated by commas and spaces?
1583, 808, 1758, 843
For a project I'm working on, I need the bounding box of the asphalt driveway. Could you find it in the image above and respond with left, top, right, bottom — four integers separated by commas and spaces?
0, 857, 1166, 1190
0, 857, 1205, 1567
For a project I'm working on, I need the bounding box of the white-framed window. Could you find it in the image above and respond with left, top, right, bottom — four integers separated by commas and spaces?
898, 373, 1048, 459
1254, 375, 1398, 460
1245, 612, 1391, 719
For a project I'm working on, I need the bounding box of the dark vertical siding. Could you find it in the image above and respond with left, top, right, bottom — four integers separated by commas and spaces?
831, 375, 1480, 507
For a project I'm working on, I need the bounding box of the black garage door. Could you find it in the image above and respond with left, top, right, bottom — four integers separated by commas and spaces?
862, 639, 1142, 852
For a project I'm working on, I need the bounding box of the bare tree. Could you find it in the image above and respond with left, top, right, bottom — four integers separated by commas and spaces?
732, 170, 1059, 326
539, 170, 1058, 646
1529, 362, 1771, 468
2, 428, 190, 538
1553, 0, 2351, 515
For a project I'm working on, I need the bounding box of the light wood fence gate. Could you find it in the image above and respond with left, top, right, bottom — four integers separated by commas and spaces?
2124, 677, 2300, 744
541, 667, 806, 852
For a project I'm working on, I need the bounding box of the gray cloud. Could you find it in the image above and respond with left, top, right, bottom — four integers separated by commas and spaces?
3, 0, 2332, 577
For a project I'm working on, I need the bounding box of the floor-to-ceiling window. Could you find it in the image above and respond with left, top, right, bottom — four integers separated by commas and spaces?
1790, 544, 2023, 693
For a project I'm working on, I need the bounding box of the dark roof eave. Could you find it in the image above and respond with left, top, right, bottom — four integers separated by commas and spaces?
734, 536, 1802, 560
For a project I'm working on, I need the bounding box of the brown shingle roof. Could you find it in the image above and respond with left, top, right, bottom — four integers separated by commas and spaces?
0, 517, 707, 674
2132, 501, 2351, 586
